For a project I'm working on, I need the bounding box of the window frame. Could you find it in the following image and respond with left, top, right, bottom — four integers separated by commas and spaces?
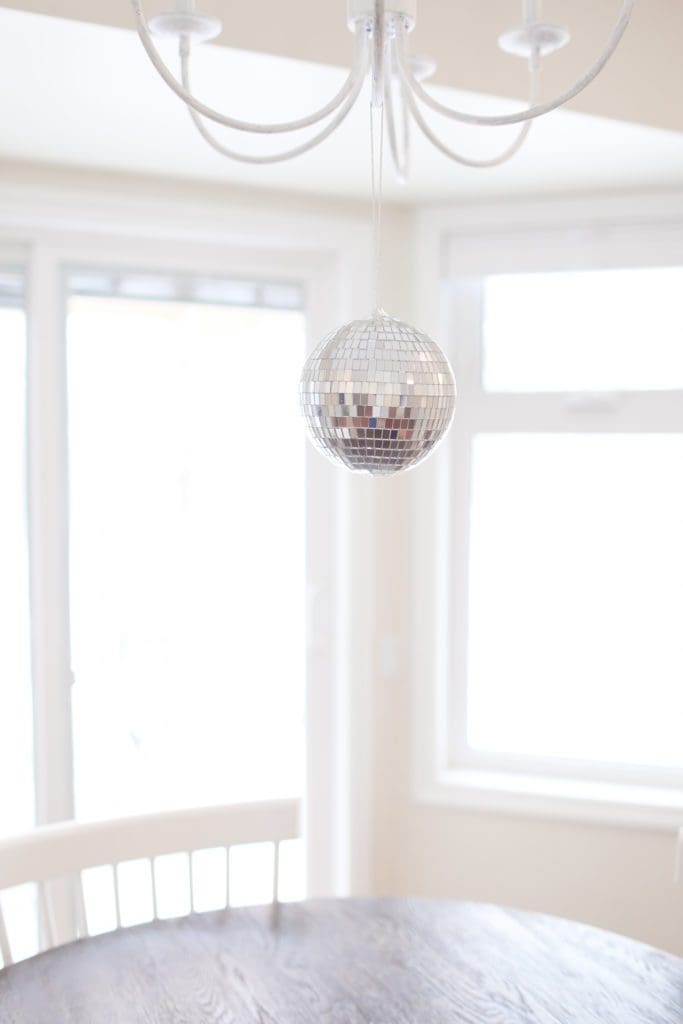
413, 192, 683, 828
0, 182, 376, 902
0, 257, 34, 841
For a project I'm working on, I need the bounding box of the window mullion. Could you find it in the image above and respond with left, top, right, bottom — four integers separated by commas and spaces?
468, 392, 683, 434
446, 281, 482, 769
26, 246, 74, 829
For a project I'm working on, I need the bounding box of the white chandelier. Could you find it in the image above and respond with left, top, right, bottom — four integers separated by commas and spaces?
131, 0, 635, 476
132, 0, 634, 177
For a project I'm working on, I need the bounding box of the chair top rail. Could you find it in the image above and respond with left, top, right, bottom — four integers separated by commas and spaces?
0, 799, 300, 891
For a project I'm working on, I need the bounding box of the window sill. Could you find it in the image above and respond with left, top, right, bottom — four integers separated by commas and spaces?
417, 768, 683, 831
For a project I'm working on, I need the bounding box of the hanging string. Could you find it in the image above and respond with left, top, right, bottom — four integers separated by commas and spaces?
370, 99, 385, 318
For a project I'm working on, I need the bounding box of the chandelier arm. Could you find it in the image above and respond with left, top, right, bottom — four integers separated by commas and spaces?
179, 49, 367, 163
406, 90, 532, 168
404, 63, 539, 169
131, 0, 368, 135
396, 0, 635, 128
384, 84, 408, 180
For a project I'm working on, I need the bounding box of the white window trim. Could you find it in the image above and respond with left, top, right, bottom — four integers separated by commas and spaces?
412, 190, 683, 830
0, 179, 377, 898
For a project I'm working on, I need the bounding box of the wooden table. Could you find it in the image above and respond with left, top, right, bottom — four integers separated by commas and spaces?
1, 898, 682, 1023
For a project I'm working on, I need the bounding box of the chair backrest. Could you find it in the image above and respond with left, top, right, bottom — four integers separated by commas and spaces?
0, 798, 299, 967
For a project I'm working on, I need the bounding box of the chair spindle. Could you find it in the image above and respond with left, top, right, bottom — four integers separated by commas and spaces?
39, 881, 57, 951
272, 841, 280, 904
112, 865, 122, 930
188, 852, 195, 913
151, 858, 160, 922
74, 874, 88, 938
0, 903, 12, 966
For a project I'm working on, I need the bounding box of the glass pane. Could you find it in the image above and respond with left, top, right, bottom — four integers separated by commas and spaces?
0, 288, 34, 838
67, 287, 307, 821
467, 434, 683, 768
483, 267, 683, 393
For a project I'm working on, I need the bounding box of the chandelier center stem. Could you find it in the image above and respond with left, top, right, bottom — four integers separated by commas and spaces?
370, 101, 385, 318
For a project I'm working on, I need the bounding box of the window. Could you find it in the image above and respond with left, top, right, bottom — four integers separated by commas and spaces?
0, 254, 314, 962
465, 267, 683, 781
0, 194, 363, 963
425, 240, 683, 821
65, 270, 307, 919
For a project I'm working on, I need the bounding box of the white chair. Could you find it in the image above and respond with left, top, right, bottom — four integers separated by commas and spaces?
0, 798, 299, 967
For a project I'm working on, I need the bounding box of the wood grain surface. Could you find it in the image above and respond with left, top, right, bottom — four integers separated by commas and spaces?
1, 898, 682, 1023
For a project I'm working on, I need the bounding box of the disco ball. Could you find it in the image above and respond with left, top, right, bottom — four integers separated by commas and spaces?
299, 312, 456, 475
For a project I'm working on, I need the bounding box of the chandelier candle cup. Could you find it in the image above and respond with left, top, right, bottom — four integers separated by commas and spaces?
299, 313, 456, 475
347, 0, 416, 33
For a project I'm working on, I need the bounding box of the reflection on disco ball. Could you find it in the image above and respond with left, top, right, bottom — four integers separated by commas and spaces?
299, 312, 456, 475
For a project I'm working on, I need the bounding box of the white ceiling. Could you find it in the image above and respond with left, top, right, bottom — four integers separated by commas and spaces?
2, 8, 683, 202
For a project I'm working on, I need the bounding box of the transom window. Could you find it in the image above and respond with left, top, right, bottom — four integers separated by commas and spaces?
482, 267, 683, 393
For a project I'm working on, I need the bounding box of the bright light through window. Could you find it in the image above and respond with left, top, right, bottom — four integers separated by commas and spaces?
67, 283, 307, 821
467, 433, 683, 768
483, 267, 683, 393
